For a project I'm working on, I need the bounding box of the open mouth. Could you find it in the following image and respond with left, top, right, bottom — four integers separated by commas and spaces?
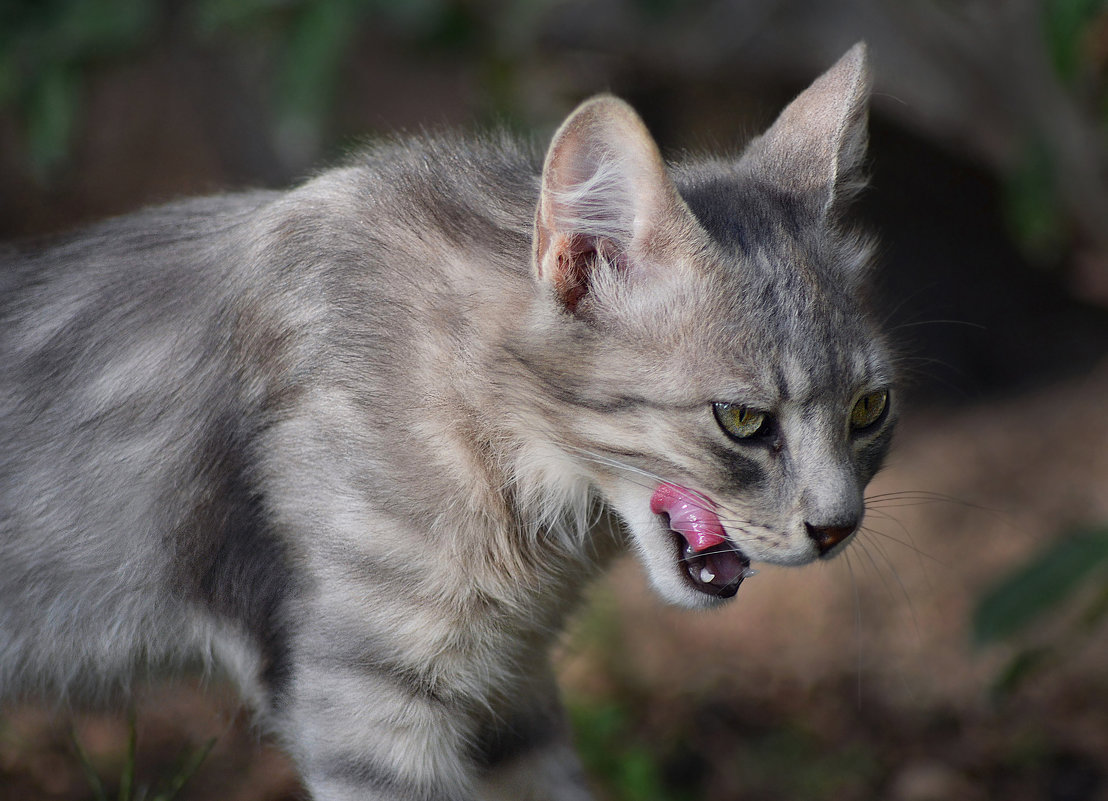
650, 483, 755, 598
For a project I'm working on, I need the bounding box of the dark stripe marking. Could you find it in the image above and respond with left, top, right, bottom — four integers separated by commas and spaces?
174, 409, 296, 709
704, 438, 767, 493
470, 711, 559, 772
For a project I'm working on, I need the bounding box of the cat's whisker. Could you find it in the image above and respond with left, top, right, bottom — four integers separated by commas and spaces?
564, 446, 667, 484
855, 530, 924, 640
840, 548, 865, 708
861, 512, 935, 557
865, 489, 966, 505
890, 318, 986, 333
853, 534, 896, 594
862, 504, 924, 546
566, 446, 735, 518
891, 355, 973, 396
866, 488, 1011, 534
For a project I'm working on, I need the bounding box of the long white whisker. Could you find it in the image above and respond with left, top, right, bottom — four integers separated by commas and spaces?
565, 446, 667, 485
860, 520, 947, 568
860, 530, 923, 640
566, 445, 750, 521
842, 549, 864, 708
563, 446, 772, 551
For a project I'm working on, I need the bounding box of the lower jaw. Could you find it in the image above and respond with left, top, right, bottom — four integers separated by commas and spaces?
672, 533, 752, 599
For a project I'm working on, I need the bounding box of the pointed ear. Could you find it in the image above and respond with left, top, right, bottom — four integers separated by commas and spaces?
533, 95, 699, 314
743, 42, 871, 222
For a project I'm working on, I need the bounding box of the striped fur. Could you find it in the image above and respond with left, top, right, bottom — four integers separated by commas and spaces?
0, 45, 892, 799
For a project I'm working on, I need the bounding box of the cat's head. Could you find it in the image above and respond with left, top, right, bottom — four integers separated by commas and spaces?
522, 43, 895, 608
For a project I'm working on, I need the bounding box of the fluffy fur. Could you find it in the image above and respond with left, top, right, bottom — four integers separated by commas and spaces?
0, 44, 893, 800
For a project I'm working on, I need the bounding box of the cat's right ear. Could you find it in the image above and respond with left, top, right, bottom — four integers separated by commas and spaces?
533, 96, 699, 315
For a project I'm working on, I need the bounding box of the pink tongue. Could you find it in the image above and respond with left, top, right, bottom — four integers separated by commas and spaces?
649, 483, 727, 552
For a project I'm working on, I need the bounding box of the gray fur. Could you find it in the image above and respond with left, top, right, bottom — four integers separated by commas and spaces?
0, 44, 893, 800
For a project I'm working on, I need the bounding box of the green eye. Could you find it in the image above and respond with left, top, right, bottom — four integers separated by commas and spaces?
850, 389, 889, 430
713, 402, 769, 440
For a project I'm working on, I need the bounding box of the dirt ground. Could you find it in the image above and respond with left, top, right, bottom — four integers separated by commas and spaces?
4, 361, 1108, 800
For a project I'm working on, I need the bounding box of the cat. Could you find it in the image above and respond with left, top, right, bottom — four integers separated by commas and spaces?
0, 42, 894, 801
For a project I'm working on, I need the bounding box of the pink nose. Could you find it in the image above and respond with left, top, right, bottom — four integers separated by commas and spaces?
805, 522, 857, 555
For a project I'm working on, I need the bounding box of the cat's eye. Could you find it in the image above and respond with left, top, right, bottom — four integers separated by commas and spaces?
850, 389, 889, 431
713, 402, 771, 441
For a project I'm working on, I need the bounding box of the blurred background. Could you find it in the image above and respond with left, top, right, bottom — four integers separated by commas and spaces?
4, 1, 1108, 799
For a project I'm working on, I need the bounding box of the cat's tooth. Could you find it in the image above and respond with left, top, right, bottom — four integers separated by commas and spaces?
699, 566, 716, 584
742, 567, 759, 579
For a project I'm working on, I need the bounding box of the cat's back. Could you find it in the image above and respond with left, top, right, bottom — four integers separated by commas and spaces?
0, 131, 547, 699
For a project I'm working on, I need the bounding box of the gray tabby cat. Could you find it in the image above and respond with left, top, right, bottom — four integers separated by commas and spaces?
0, 43, 894, 800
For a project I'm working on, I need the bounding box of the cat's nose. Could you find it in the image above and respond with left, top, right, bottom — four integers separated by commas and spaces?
805, 520, 858, 555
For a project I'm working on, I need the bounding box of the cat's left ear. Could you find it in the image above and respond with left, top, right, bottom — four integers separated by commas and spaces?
533, 95, 702, 314
743, 42, 871, 224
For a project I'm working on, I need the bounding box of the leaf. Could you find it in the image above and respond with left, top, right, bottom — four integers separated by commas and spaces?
117, 707, 136, 801
69, 722, 109, 801
26, 63, 80, 178
973, 527, 1108, 646
277, 0, 356, 124
989, 646, 1053, 701
150, 736, 217, 801
1042, 0, 1107, 83
1003, 138, 1064, 262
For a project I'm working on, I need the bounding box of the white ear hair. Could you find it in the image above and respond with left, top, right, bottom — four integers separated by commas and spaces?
533, 95, 701, 313
544, 151, 635, 245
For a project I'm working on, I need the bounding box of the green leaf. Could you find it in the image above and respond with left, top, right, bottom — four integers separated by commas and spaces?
1003, 138, 1064, 262
51, 0, 154, 57
25, 63, 80, 177
277, 0, 356, 123
117, 707, 136, 801
1043, 0, 1107, 83
69, 722, 109, 801
989, 646, 1053, 701
973, 528, 1108, 646
150, 736, 217, 801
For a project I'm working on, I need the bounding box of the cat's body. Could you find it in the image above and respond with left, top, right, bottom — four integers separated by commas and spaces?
0, 45, 894, 800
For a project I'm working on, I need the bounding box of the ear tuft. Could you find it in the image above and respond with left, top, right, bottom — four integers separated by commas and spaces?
743, 42, 872, 222
533, 95, 696, 314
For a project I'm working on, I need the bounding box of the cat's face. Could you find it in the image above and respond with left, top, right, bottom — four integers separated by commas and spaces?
526, 44, 890, 607
554, 245, 896, 608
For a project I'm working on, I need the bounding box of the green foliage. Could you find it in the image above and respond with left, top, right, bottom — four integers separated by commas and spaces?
0, 0, 475, 178
70, 708, 216, 801
1003, 0, 1106, 262
569, 692, 879, 801
973, 527, 1108, 698
571, 700, 690, 801
1043, 0, 1107, 83
1002, 139, 1066, 263
0, 0, 710, 182
973, 527, 1108, 645
725, 726, 878, 801
0, 0, 155, 177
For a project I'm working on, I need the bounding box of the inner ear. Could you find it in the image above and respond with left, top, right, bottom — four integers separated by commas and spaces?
550, 234, 627, 313
533, 95, 699, 315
